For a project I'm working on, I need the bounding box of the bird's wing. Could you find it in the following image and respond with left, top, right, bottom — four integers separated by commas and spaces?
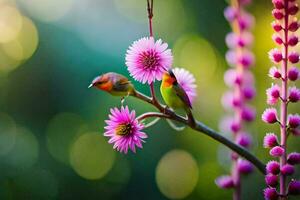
174, 83, 192, 109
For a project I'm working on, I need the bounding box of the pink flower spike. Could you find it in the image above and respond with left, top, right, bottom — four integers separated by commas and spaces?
270, 146, 285, 157
288, 87, 300, 103
269, 66, 282, 79
263, 133, 279, 148
266, 160, 280, 175
288, 114, 300, 128
281, 164, 295, 176
104, 106, 147, 154
172, 68, 197, 104
262, 108, 278, 124
266, 84, 281, 105
269, 48, 283, 63
288, 180, 300, 195
287, 152, 300, 165
125, 37, 173, 84
265, 174, 278, 187
264, 187, 279, 200
288, 66, 299, 81
288, 51, 300, 63
215, 176, 234, 189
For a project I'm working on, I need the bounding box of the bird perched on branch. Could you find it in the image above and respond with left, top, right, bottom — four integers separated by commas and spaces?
160, 70, 195, 125
89, 72, 135, 98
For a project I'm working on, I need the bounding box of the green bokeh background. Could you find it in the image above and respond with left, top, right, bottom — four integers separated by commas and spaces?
0, 0, 299, 199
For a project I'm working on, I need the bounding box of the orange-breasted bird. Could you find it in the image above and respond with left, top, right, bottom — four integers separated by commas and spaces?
89, 72, 135, 97
160, 70, 195, 124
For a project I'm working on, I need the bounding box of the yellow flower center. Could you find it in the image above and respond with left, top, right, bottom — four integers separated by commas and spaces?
115, 123, 132, 136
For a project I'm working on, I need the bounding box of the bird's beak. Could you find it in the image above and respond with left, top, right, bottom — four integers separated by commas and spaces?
88, 83, 93, 88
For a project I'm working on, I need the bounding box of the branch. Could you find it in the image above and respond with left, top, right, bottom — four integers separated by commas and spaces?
132, 90, 266, 174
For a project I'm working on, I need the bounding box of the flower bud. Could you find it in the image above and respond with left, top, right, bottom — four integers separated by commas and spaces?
215, 176, 234, 189
265, 174, 278, 187
288, 66, 299, 81
272, 34, 283, 45
288, 87, 300, 102
288, 4, 299, 15
224, 6, 237, 22
269, 67, 282, 79
272, 9, 284, 20
264, 187, 279, 200
236, 133, 252, 148
241, 106, 256, 122
266, 161, 280, 175
262, 108, 278, 124
266, 84, 281, 105
288, 21, 299, 32
269, 48, 283, 63
288, 114, 300, 128
288, 52, 300, 63
272, 21, 282, 32
287, 152, 300, 165
272, 0, 284, 9
288, 35, 298, 46
242, 86, 256, 100
288, 180, 300, 195
263, 133, 279, 148
270, 146, 285, 157
238, 159, 253, 174
281, 164, 295, 176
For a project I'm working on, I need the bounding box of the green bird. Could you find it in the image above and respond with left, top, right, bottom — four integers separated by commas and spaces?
160, 70, 195, 125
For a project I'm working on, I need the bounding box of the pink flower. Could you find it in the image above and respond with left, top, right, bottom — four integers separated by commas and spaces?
271, 21, 282, 32
236, 132, 252, 148
237, 159, 253, 174
172, 68, 197, 104
104, 106, 147, 153
263, 133, 278, 148
125, 37, 173, 84
262, 108, 278, 124
281, 164, 295, 176
215, 176, 234, 189
269, 66, 282, 79
288, 87, 300, 102
266, 84, 281, 105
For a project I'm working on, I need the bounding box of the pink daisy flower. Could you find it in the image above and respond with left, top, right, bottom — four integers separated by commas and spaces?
125, 37, 173, 84
172, 68, 197, 103
104, 106, 147, 154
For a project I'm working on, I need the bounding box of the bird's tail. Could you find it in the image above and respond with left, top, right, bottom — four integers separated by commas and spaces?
185, 107, 195, 126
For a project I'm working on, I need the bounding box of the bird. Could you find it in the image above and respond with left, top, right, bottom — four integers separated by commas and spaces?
160, 70, 195, 125
88, 72, 135, 99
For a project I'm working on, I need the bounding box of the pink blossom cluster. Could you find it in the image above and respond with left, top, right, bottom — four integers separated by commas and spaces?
263, 0, 300, 199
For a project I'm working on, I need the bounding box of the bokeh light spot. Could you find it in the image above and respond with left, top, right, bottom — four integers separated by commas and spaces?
4, 127, 39, 171
0, 5, 22, 43
70, 132, 115, 180
0, 112, 17, 156
2, 16, 38, 61
17, 0, 74, 22
173, 34, 219, 84
156, 149, 199, 199
46, 112, 87, 165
